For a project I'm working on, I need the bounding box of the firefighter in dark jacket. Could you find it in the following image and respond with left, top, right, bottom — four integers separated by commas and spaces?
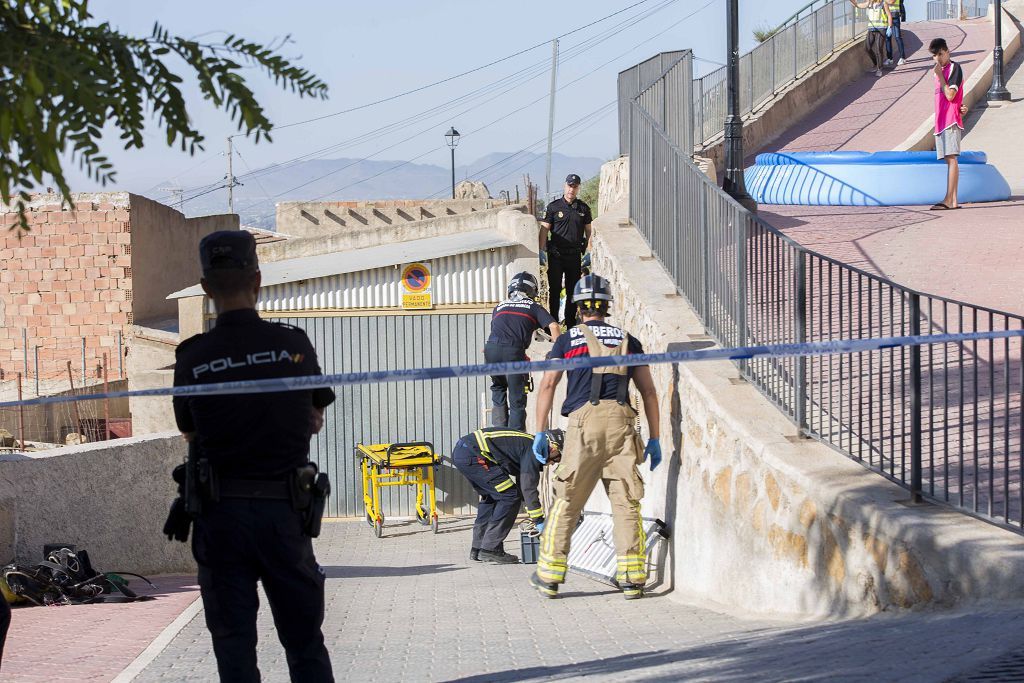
452, 428, 564, 563
539, 173, 593, 328
484, 272, 561, 431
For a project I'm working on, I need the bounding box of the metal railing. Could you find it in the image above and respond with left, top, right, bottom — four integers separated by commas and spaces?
618, 51, 694, 159
927, 0, 991, 20
693, 0, 867, 147
625, 57, 1024, 532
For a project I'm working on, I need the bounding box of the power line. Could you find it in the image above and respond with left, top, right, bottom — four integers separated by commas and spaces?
229, 0, 680, 191
268, 0, 666, 132
231, 0, 683, 215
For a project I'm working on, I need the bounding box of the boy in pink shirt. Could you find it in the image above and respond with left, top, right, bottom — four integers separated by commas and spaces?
929, 38, 969, 210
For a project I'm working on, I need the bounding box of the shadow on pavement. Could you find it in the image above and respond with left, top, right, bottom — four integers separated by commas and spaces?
323, 564, 465, 579
441, 607, 1024, 683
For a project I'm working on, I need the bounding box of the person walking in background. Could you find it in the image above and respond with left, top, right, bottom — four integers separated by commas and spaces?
851, 0, 891, 77
929, 38, 969, 210
885, 0, 906, 66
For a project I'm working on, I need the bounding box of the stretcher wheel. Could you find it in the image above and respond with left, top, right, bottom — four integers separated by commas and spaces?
365, 513, 374, 528
431, 514, 439, 534
416, 506, 431, 526
373, 518, 384, 538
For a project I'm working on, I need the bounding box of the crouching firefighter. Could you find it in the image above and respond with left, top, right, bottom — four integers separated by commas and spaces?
529, 274, 661, 600
163, 230, 335, 683
484, 272, 561, 431
452, 428, 564, 564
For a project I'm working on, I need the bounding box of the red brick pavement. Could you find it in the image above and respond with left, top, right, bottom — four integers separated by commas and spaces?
0, 575, 199, 682
760, 19, 992, 156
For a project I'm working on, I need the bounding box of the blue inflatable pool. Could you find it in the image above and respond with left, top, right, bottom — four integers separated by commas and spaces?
746, 151, 1011, 206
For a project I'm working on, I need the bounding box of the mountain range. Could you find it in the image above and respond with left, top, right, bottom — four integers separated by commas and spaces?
172, 151, 605, 229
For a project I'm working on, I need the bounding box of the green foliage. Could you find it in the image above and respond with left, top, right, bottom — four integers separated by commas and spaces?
0, 0, 328, 231
753, 24, 780, 43
579, 173, 600, 219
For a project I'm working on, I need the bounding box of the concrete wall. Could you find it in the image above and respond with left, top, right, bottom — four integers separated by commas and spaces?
275, 198, 502, 239
260, 205, 525, 263
0, 433, 194, 574
700, 38, 871, 174
128, 195, 238, 325
590, 157, 1024, 618
126, 327, 178, 435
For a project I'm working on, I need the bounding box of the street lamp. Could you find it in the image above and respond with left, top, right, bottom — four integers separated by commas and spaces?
445, 127, 461, 199
722, 0, 756, 211
987, 0, 1011, 102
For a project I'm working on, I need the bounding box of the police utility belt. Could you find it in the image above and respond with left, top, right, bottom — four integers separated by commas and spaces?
164, 443, 331, 543
577, 324, 632, 407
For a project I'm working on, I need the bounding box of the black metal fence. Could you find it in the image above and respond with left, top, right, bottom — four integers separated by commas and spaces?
624, 59, 1024, 532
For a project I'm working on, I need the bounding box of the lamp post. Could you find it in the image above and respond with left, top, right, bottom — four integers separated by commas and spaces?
987, 0, 1011, 102
722, 0, 756, 211
445, 127, 461, 199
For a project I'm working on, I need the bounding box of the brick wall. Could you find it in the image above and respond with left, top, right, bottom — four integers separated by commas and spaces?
0, 194, 132, 376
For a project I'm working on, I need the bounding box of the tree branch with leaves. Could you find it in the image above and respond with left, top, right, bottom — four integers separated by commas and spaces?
0, 0, 328, 231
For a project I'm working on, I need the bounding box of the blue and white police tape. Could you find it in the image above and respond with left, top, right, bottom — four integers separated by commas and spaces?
1, 328, 1022, 409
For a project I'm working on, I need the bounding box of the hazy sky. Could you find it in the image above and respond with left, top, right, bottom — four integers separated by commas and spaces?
66, 0, 929, 205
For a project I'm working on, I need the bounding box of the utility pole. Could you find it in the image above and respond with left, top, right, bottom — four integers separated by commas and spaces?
987, 0, 1012, 102
226, 136, 235, 213
722, 0, 756, 211
544, 39, 559, 201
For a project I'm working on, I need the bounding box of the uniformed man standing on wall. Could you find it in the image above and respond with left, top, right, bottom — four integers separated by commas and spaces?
539, 174, 593, 328
529, 274, 661, 601
452, 427, 564, 563
171, 231, 335, 682
485, 272, 561, 431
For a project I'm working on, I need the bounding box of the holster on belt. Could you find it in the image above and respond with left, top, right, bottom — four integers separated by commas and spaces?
291, 465, 330, 538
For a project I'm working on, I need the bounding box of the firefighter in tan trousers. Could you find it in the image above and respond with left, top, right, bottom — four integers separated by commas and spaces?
528, 274, 661, 600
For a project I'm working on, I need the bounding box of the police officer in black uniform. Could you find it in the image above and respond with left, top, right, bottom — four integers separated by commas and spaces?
452, 427, 564, 563
539, 173, 593, 328
484, 272, 561, 431
171, 231, 335, 683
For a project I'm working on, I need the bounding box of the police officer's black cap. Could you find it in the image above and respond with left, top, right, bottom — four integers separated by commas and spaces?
199, 230, 258, 273
565, 174, 582, 186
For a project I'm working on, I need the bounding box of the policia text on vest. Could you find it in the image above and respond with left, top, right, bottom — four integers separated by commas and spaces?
166, 231, 336, 683
529, 274, 662, 601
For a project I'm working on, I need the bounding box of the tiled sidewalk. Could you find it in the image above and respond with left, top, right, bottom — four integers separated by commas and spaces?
1, 575, 199, 682
129, 519, 1024, 682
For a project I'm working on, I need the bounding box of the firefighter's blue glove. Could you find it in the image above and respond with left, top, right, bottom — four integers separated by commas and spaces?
581, 252, 592, 269
539, 250, 548, 267
644, 438, 662, 471
536, 520, 545, 534
533, 432, 549, 464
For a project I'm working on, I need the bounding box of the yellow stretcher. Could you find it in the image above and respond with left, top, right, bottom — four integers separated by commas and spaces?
357, 441, 440, 538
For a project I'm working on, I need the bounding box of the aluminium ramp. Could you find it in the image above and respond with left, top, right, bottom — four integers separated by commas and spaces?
566, 512, 669, 587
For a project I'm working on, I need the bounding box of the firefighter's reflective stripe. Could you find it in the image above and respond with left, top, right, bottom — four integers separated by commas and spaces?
494, 478, 516, 492
473, 428, 532, 463
526, 507, 544, 519
537, 498, 569, 584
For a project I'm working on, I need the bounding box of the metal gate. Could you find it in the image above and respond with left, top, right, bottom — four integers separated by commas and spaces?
269, 313, 488, 518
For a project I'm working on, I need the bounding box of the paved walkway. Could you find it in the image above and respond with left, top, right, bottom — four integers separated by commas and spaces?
757, 18, 1024, 318
116, 519, 1024, 682
0, 575, 199, 682
764, 19, 991, 154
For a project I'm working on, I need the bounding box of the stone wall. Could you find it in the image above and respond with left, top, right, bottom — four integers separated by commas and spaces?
588, 157, 1024, 618
0, 432, 194, 574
